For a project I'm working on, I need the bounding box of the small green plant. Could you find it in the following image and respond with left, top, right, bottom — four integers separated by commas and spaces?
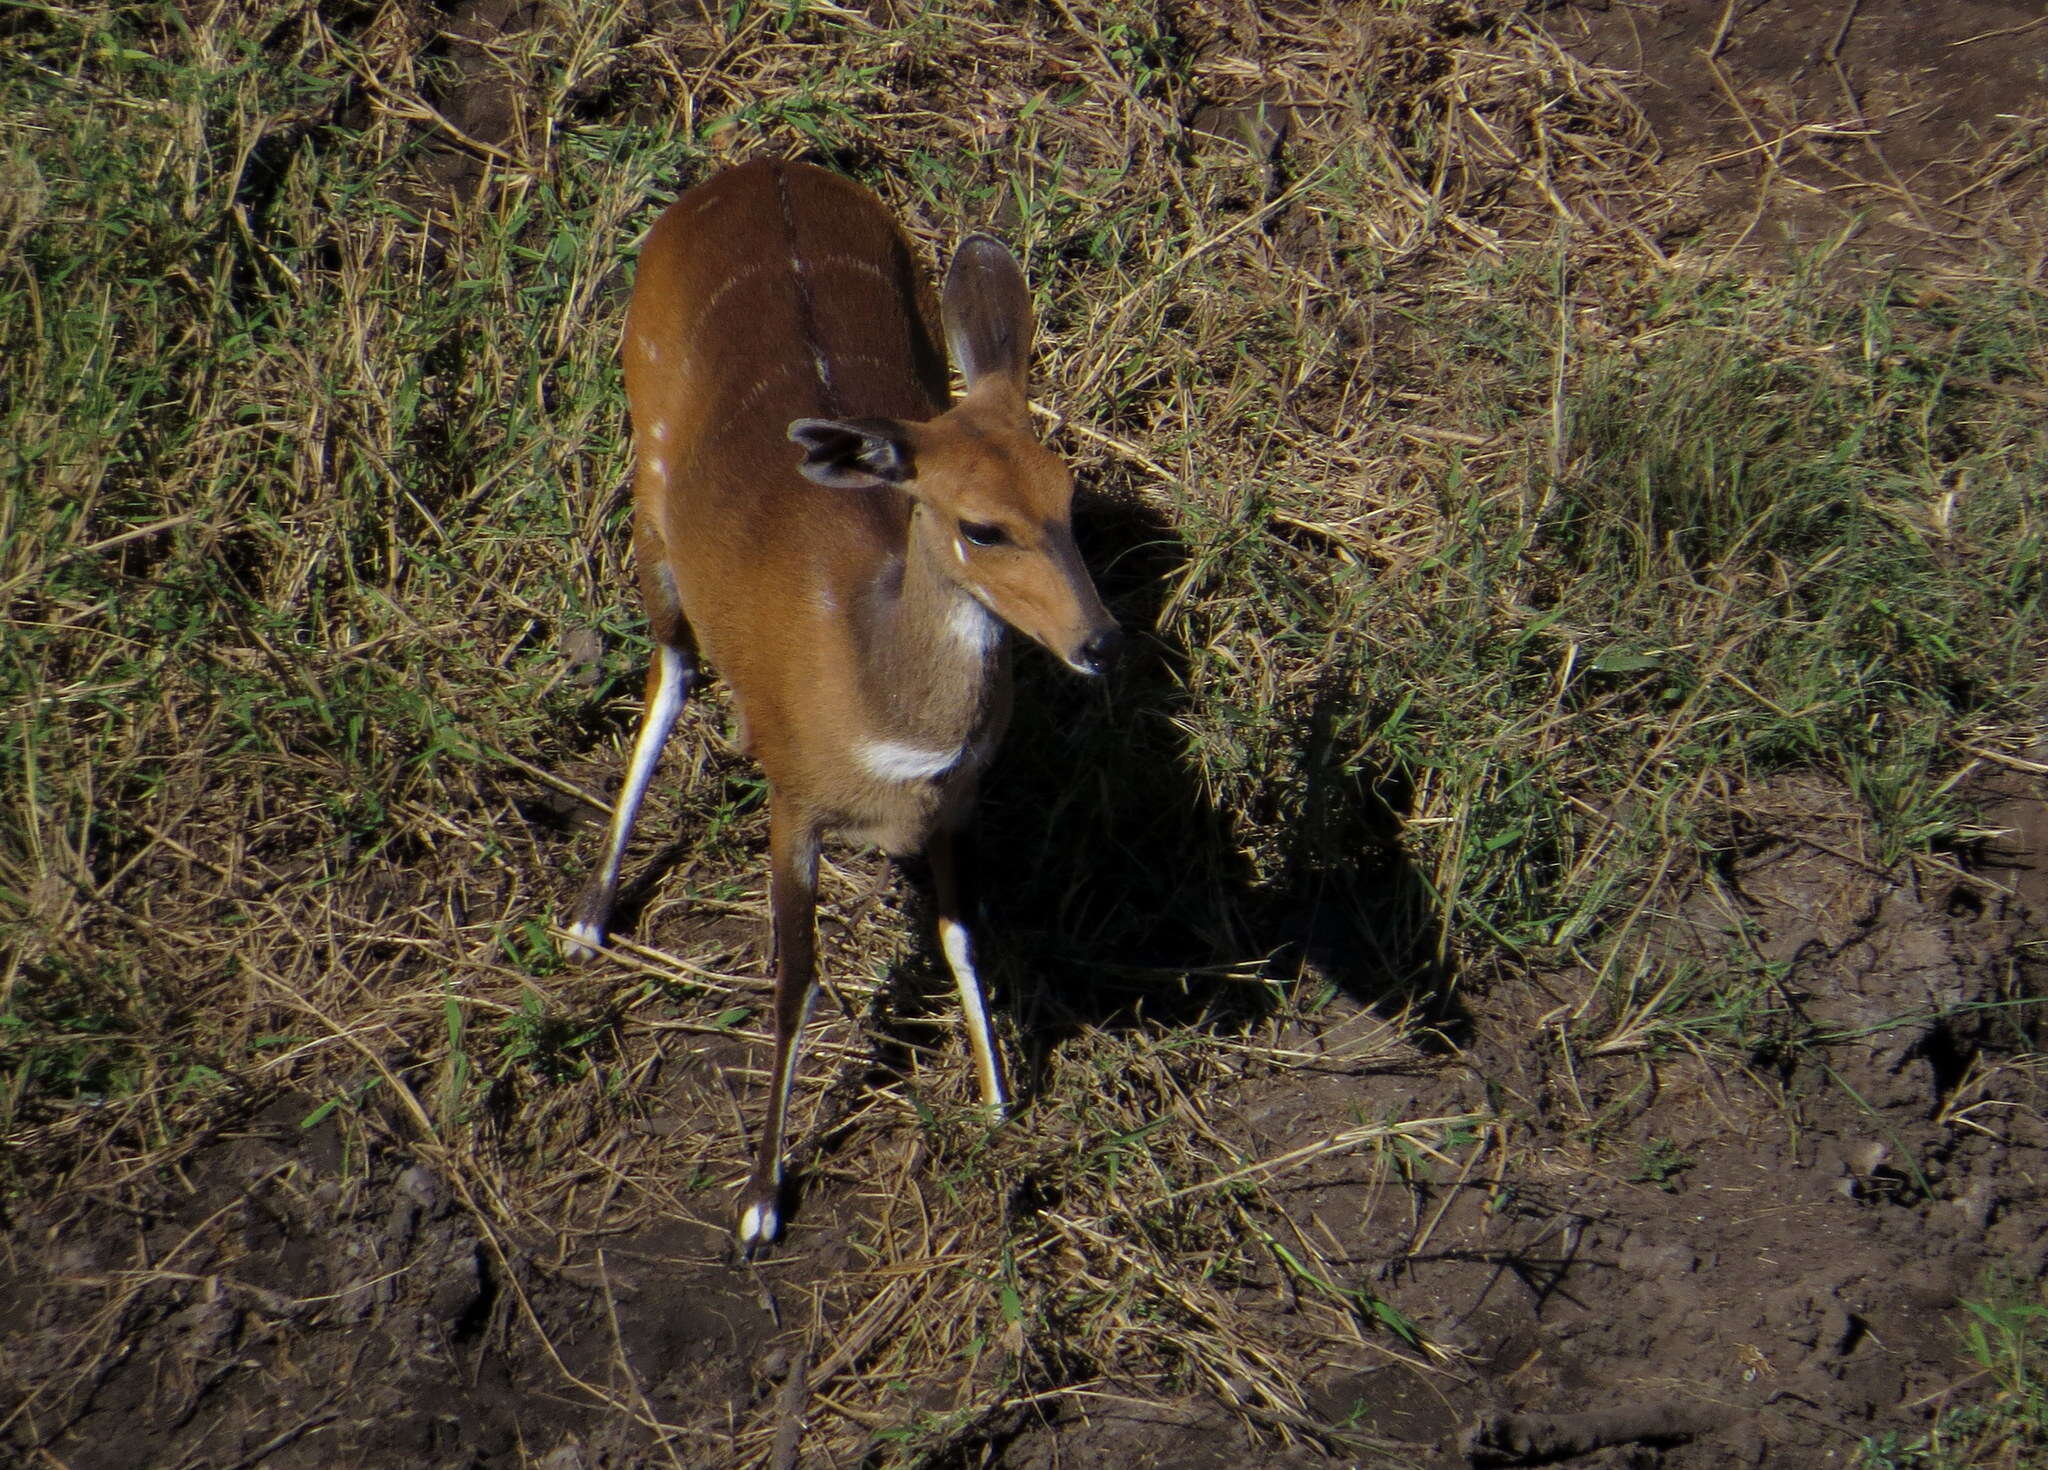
301, 1076, 386, 1130
494, 992, 609, 1085
0, 967, 150, 1116
1858, 1276, 2048, 1467
499, 917, 565, 977
1630, 1137, 1693, 1192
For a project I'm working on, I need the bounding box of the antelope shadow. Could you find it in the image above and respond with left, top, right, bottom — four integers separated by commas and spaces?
549, 483, 1460, 1241
879, 484, 1462, 1105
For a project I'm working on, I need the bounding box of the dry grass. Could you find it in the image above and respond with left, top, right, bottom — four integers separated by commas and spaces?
5, 0, 2046, 1464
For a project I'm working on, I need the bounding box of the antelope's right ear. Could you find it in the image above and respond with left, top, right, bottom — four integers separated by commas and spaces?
942, 235, 1033, 414
788, 417, 917, 489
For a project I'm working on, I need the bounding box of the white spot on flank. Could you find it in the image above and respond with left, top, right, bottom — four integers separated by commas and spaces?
648, 456, 667, 479
948, 596, 1000, 656
639, 338, 660, 364
648, 421, 669, 444
858, 739, 961, 783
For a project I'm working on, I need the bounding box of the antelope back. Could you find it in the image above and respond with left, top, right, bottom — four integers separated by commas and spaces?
623, 162, 1116, 773
622, 160, 944, 552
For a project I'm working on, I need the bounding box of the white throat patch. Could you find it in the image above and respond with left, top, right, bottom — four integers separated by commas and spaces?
948, 595, 1000, 657
857, 739, 962, 783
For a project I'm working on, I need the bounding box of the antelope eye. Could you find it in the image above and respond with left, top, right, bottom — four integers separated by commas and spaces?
959, 520, 1008, 548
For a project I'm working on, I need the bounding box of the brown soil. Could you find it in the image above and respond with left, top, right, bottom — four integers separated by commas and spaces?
11, 766, 2043, 1468
1544, 0, 2048, 265
7, 3, 2047, 1468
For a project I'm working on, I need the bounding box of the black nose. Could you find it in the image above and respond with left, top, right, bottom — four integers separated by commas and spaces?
1079, 625, 1124, 675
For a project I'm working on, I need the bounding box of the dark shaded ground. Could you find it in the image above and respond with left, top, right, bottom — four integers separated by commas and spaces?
984, 767, 2048, 1468
7, 2, 2047, 1467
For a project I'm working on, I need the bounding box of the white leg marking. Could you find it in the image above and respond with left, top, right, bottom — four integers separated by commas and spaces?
940, 916, 1007, 1114
768, 983, 817, 1187
857, 739, 962, 783
741, 984, 816, 1250
567, 645, 690, 959
738, 1199, 778, 1250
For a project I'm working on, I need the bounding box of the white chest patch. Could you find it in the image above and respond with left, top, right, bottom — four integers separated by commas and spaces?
857, 739, 962, 783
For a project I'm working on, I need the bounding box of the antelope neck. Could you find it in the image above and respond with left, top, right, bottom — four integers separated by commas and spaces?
851, 501, 1004, 753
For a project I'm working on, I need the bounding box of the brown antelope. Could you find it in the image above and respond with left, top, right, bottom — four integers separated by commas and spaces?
565, 160, 1120, 1253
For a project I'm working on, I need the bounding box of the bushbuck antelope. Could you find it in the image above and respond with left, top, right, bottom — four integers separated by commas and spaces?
565, 160, 1120, 1252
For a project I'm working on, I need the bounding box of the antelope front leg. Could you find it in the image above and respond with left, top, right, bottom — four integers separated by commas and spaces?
737, 802, 822, 1255
566, 643, 696, 959
930, 825, 1008, 1116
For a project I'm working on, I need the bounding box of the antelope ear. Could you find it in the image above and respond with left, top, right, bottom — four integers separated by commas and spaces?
942, 234, 1033, 408
787, 417, 916, 488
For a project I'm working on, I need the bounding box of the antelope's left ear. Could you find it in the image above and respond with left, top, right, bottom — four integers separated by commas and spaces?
787, 417, 917, 489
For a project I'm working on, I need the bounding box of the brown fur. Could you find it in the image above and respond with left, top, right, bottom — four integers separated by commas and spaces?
570, 160, 1118, 1251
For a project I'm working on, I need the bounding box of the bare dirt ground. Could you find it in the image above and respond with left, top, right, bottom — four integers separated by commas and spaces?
1548, 0, 2048, 265
6, 2, 2046, 1467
